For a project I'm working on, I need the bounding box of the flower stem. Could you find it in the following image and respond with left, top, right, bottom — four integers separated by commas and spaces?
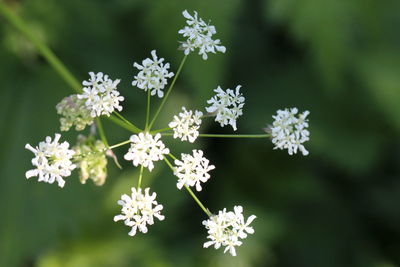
106, 115, 141, 134
96, 118, 109, 147
145, 90, 151, 131
113, 111, 141, 133
108, 139, 131, 149
163, 156, 211, 217
148, 55, 187, 130
0, 3, 140, 134
0, 3, 81, 92
137, 165, 144, 188
150, 127, 171, 134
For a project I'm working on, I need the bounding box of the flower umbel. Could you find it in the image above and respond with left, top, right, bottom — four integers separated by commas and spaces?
56, 94, 93, 131
203, 205, 256, 256
114, 187, 165, 236
124, 133, 170, 171
206, 85, 245, 131
179, 10, 226, 60
168, 107, 203, 143
25, 133, 76, 188
269, 107, 310, 156
78, 72, 124, 117
132, 50, 174, 98
174, 149, 215, 191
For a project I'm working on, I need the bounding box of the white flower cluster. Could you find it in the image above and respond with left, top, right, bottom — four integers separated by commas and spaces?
114, 187, 165, 236
174, 150, 215, 191
168, 107, 203, 143
179, 10, 226, 60
56, 94, 93, 131
25, 133, 76, 188
203, 206, 256, 256
132, 50, 174, 98
124, 133, 169, 171
206, 85, 245, 131
270, 107, 310, 156
78, 72, 124, 117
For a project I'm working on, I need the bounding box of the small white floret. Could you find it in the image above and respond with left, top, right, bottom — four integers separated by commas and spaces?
178, 10, 226, 60
168, 107, 203, 143
269, 108, 310, 156
202, 205, 256, 256
174, 149, 215, 191
206, 85, 245, 131
132, 50, 174, 98
25, 133, 76, 187
124, 133, 170, 171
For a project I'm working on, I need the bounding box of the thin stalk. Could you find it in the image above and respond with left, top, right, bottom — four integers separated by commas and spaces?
0, 3, 139, 133
145, 89, 151, 130
163, 156, 211, 217
148, 55, 187, 129
96, 118, 109, 147
0, 3, 80, 92
108, 139, 131, 149
137, 165, 144, 188
150, 127, 171, 134
113, 111, 141, 132
106, 115, 140, 133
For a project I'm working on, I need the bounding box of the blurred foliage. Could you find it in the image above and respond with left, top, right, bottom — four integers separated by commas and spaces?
1, 0, 400, 266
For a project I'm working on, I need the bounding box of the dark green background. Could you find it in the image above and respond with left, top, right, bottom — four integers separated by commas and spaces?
1, 0, 400, 266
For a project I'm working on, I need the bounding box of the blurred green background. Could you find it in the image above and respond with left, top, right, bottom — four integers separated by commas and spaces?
1, 0, 400, 266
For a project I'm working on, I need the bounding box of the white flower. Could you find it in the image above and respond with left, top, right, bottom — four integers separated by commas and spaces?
178, 10, 226, 60
114, 187, 165, 236
174, 150, 215, 191
78, 72, 124, 117
270, 107, 310, 156
168, 107, 203, 143
203, 205, 256, 256
124, 133, 170, 171
132, 50, 174, 98
206, 85, 245, 131
25, 133, 76, 188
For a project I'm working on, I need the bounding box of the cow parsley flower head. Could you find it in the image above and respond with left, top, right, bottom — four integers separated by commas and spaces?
174, 149, 215, 191
73, 135, 108, 186
203, 205, 256, 256
124, 133, 170, 171
114, 187, 165, 236
269, 107, 310, 156
77, 72, 124, 117
178, 10, 226, 60
206, 85, 245, 131
56, 94, 93, 131
168, 107, 203, 143
132, 50, 174, 98
25, 133, 76, 188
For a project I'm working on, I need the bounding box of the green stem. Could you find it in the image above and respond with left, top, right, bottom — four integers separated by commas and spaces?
106, 115, 140, 134
0, 3, 81, 92
113, 111, 141, 132
108, 139, 131, 149
145, 89, 151, 131
148, 55, 187, 129
150, 127, 171, 134
0, 3, 140, 134
163, 156, 211, 217
96, 118, 109, 147
137, 165, 144, 188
